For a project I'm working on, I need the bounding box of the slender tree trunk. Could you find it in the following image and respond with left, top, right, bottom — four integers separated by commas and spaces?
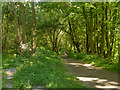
101, 3, 105, 58
109, 9, 112, 57
19, 2, 27, 44
68, 19, 80, 52
31, 2, 36, 54
82, 6, 89, 53
86, 25, 89, 53
10, 2, 23, 54
112, 5, 117, 59
105, 2, 110, 58
84, 38, 86, 52
113, 34, 116, 58
89, 7, 94, 54
118, 27, 120, 62
97, 13, 101, 54
52, 30, 56, 52
94, 3, 98, 53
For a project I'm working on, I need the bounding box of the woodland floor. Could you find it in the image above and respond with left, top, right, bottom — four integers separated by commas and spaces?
3, 55, 120, 89
60, 55, 120, 89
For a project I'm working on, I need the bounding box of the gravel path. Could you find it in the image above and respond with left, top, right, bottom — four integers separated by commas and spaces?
61, 55, 120, 89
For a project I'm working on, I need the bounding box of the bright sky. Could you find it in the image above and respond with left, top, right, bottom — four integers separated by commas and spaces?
7, 0, 119, 2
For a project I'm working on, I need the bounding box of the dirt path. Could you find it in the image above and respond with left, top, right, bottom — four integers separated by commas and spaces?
3, 68, 16, 88
3, 68, 45, 89
61, 55, 120, 89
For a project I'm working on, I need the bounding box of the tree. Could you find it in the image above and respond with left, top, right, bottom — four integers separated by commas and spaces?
31, 2, 36, 54
10, 2, 23, 54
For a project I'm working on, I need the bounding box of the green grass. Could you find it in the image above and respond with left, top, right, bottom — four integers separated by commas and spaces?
67, 52, 119, 73
2, 53, 19, 69
9, 47, 87, 88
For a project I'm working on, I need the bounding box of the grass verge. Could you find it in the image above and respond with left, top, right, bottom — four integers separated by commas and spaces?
11, 48, 87, 88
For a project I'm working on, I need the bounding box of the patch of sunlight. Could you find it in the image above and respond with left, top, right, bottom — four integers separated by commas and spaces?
48, 82, 54, 87
95, 85, 118, 88
77, 76, 119, 88
14, 54, 17, 57
6, 71, 13, 75
46, 57, 51, 59
68, 63, 84, 66
6, 76, 13, 79
4, 64, 9, 66
83, 64, 91, 67
77, 77, 99, 81
98, 79, 107, 82
108, 81, 119, 85
30, 62, 33, 65
67, 62, 101, 70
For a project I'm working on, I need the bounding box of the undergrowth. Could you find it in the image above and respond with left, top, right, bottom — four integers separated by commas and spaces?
2, 53, 17, 69
12, 48, 87, 88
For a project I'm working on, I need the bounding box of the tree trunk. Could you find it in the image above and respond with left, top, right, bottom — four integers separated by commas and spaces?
68, 19, 80, 52
112, 5, 117, 59
105, 2, 110, 58
18, 2, 27, 44
94, 3, 98, 53
89, 7, 94, 54
10, 2, 23, 54
31, 2, 36, 54
101, 3, 105, 58
82, 6, 89, 54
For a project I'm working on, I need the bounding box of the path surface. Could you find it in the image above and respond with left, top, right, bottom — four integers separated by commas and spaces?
3, 68, 16, 88
61, 55, 120, 89
3, 68, 45, 89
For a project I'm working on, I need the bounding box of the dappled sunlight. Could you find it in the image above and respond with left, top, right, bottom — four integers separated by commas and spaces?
4, 69, 16, 80
76, 76, 119, 88
63, 57, 119, 89
66, 62, 101, 70
6, 71, 14, 76
83, 64, 91, 67
5, 76, 13, 79
46, 57, 51, 59
95, 85, 118, 88
77, 77, 99, 81
108, 81, 119, 85
98, 79, 107, 82
68, 63, 84, 66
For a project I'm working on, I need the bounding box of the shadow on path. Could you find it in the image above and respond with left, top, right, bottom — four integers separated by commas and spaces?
60, 55, 120, 89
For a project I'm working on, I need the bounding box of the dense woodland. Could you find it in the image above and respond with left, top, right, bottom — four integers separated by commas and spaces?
2, 2, 120, 58
2, 2, 120, 88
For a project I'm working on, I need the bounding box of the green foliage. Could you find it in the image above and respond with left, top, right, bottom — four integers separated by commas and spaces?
2, 78, 8, 88
2, 53, 17, 69
67, 53, 119, 73
2, 2, 119, 88
13, 48, 87, 88
2, 51, 31, 69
